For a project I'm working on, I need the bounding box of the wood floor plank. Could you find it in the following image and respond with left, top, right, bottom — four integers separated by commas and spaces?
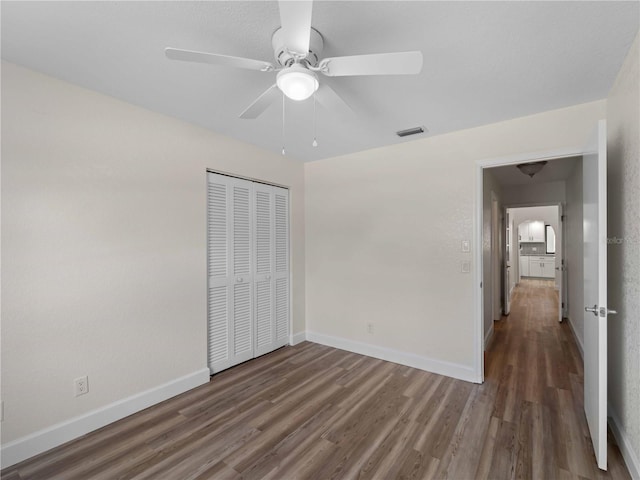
2, 280, 631, 480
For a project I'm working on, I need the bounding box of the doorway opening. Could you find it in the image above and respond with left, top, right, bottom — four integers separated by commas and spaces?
507, 205, 562, 323
476, 151, 586, 381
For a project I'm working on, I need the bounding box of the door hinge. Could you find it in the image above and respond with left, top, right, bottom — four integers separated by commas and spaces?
480, 282, 483, 288
561, 215, 566, 222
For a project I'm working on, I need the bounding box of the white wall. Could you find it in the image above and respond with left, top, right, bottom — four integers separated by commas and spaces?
565, 161, 584, 351
0, 63, 305, 445
501, 180, 566, 206
606, 32, 640, 475
305, 99, 606, 380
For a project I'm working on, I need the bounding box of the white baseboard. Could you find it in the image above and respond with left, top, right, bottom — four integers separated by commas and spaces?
306, 331, 478, 383
566, 316, 584, 359
0, 368, 210, 469
484, 323, 495, 351
289, 331, 307, 346
608, 408, 640, 480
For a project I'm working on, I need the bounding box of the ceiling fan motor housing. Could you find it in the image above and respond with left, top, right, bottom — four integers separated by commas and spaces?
272, 27, 324, 67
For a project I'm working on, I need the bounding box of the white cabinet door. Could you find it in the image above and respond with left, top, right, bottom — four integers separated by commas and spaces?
529, 258, 543, 277
529, 221, 545, 242
519, 255, 529, 277
542, 259, 556, 278
518, 223, 529, 242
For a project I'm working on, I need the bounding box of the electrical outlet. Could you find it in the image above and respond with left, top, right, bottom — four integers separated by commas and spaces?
461, 240, 470, 253
74, 376, 89, 397
367, 323, 374, 334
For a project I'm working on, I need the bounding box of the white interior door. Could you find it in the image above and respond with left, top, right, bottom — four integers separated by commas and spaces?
582, 119, 610, 471
504, 211, 512, 315
557, 204, 564, 323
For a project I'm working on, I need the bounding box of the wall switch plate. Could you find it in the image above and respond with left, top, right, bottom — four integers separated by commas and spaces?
461, 261, 471, 273
461, 240, 470, 253
74, 376, 89, 397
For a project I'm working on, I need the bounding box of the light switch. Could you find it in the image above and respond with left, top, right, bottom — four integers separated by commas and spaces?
461, 240, 470, 253
461, 261, 471, 273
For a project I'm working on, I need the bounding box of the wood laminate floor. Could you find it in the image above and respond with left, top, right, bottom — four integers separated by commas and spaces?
1, 279, 631, 479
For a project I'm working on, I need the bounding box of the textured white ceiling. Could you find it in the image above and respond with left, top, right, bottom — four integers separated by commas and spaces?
2, 1, 638, 162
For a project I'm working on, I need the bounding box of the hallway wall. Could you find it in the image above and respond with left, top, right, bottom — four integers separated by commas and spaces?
606, 32, 640, 475
565, 161, 584, 352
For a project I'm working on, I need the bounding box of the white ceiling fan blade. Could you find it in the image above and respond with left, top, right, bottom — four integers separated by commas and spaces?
239, 84, 281, 119
278, 0, 313, 56
165, 48, 274, 72
314, 84, 354, 119
320, 51, 423, 77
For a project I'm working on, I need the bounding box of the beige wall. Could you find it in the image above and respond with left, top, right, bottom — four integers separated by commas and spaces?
565, 161, 584, 351
0, 62, 305, 443
482, 169, 502, 341
305, 100, 605, 375
606, 32, 640, 469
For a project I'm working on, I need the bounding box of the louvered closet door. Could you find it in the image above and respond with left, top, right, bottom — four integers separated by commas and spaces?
254, 184, 276, 357
207, 173, 289, 374
207, 173, 254, 373
273, 186, 290, 348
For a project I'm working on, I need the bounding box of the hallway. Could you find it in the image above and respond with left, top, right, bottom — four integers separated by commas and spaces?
485, 279, 629, 479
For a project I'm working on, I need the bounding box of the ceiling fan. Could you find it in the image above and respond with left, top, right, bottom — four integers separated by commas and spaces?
165, 0, 423, 119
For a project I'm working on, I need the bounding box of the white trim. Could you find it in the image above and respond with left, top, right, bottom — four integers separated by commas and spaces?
306, 331, 478, 383
477, 147, 583, 168
0, 368, 210, 469
608, 409, 640, 480
475, 162, 485, 383
484, 323, 495, 351
475, 146, 584, 385
289, 330, 307, 346
566, 316, 584, 359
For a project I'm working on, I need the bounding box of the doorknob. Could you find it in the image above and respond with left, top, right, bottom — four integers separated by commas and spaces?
585, 304, 598, 316
599, 307, 617, 317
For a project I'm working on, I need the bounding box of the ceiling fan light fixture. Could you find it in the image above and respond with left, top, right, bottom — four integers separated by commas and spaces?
516, 161, 548, 178
276, 65, 319, 101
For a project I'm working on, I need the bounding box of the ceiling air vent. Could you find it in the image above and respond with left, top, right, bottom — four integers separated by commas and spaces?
396, 126, 426, 137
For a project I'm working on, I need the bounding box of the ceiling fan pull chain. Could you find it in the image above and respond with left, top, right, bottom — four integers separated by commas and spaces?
282, 93, 286, 155
312, 93, 318, 147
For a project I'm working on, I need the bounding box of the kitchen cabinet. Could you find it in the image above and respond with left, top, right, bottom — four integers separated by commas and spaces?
518, 220, 546, 242
522, 256, 555, 278
519, 255, 529, 277
542, 258, 556, 278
